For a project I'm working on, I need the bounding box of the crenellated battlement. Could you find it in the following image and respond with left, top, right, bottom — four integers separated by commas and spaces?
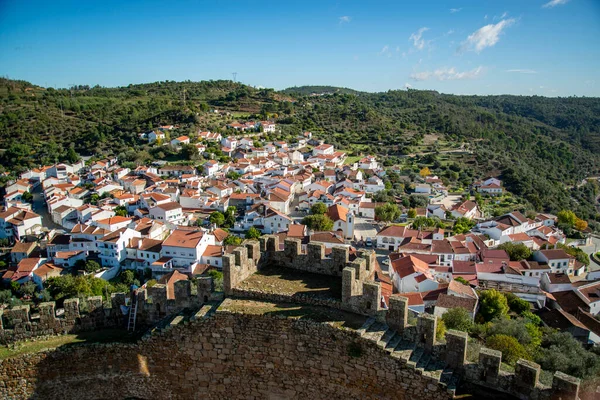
381, 295, 581, 400
0, 277, 216, 344
224, 235, 384, 316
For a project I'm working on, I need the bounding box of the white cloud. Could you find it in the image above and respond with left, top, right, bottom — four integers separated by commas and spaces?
484, 14, 488, 20
500, 12, 508, 19
450, 8, 462, 13
506, 69, 537, 74
460, 19, 515, 53
339, 16, 351, 24
410, 66, 485, 81
542, 0, 569, 8
404, 83, 413, 89
409, 27, 429, 50
378, 45, 390, 56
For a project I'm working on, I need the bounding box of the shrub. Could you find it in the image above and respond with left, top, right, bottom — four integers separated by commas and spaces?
310, 202, 328, 215
486, 334, 530, 365
245, 227, 261, 239
504, 292, 530, 315
207, 270, 223, 292
441, 307, 473, 332
436, 319, 447, 341
497, 243, 532, 261
487, 316, 541, 348
477, 289, 509, 322
536, 331, 600, 379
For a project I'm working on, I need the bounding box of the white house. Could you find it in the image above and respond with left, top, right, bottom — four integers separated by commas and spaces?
97, 228, 141, 268
389, 255, 439, 293
161, 229, 215, 271
149, 202, 184, 225
171, 135, 190, 147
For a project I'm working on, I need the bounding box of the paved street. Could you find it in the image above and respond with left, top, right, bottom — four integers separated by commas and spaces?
353, 216, 379, 242
580, 235, 600, 271
31, 186, 63, 232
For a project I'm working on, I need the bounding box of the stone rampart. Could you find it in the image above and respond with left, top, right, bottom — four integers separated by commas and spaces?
0, 277, 215, 344
0, 306, 451, 400
0, 297, 583, 400
225, 236, 382, 316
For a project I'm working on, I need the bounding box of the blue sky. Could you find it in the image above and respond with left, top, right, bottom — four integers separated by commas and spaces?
1, 0, 599, 96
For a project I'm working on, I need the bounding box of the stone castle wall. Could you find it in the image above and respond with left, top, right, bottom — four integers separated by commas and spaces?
0, 307, 451, 400
0, 277, 215, 344
224, 236, 382, 316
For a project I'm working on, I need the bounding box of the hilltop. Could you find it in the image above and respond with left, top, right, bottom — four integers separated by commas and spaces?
0, 78, 599, 222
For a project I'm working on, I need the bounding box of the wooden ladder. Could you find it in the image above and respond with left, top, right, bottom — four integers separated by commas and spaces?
127, 297, 138, 332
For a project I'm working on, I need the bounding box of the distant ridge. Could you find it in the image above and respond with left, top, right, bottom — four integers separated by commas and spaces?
280, 85, 362, 96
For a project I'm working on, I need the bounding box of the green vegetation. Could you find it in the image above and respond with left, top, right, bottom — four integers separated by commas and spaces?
223, 235, 243, 245
310, 202, 328, 215
245, 226, 261, 239
411, 216, 444, 229
0, 329, 137, 361
302, 214, 334, 231
441, 307, 473, 332
476, 289, 509, 323
207, 270, 223, 292
1, 79, 599, 230
375, 203, 401, 222
452, 217, 476, 234
496, 242, 533, 261
486, 334, 530, 365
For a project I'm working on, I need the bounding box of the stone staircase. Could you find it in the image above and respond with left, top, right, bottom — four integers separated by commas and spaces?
357, 318, 460, 395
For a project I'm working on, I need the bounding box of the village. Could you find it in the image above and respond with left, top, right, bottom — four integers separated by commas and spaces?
1, 119, 600, 349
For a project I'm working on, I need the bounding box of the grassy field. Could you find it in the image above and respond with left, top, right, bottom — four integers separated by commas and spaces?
219, 299, 367, 330
237, 265, 342, 300
0, 329, 137, 360
344, 155, 362, 165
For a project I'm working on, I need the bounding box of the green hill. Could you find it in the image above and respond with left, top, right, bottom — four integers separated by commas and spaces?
0, 79, 598, 226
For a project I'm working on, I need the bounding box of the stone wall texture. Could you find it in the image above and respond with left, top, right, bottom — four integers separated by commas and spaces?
0, 310, 452, 400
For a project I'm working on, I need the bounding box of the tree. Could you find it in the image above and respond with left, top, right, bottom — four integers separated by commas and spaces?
453, 217, 475, 234
477, 289, 509, 322
114, 205, 128, 217
0, 289, 13, 303
21, 281, 37, 297
302, 214, 334, 231
84, 260, 101, 274
574, 218, 588, 231
419, 167, 431, 177
375, 203, 401, 222
209, 211, 225, 227
504, 292, 530, 315
226, 171, 241, 180
486, 334, 530, 365
557, 210, 577, 226
120, 270, 135, 286
207, 270, 224, 292
21, 191, 33, 203
66, 146, 80, 163
310, 202, 328, 215
224, 206, 237, 228
245, 226, 261, 239
536, 331, 600, 379
497, 242, 532, 261
223, 235, 243, 245
407, 208, 417, 219
441, 307, 473, 332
